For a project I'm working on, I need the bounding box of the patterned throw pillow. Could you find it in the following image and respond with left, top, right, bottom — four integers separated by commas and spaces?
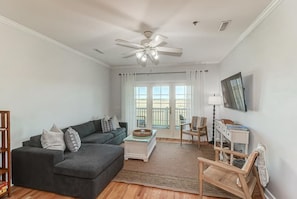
101, 118, 113, 133
64, 127, 81, 152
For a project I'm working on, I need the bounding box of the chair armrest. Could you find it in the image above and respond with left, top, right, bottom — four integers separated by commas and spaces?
119, 122, 128, 137
197, 125, 207, 130
12, 146, 64, 188
214, 146, 248, 158
180, 122, 191, 127
198, 157, 246, 175
119, 122, 127, 129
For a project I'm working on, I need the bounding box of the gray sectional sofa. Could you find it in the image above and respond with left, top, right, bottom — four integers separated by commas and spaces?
12, 119, 128, 199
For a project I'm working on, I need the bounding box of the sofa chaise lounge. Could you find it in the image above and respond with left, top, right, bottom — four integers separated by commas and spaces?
12, 119, 127, 199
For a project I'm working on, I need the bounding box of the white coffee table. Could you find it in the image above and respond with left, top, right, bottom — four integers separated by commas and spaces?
124, 129, 157, 162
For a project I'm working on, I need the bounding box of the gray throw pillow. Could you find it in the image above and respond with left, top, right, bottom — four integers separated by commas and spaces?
64, 127, 81, 152
40, 129, 66, 151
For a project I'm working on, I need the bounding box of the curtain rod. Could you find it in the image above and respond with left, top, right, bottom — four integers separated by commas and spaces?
118, 70, 208, 76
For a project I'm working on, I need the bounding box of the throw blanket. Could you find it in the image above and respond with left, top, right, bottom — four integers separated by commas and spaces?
255, 144, 269, 187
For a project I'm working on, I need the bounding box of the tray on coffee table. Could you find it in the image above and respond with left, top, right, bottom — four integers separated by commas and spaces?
133, 129, 152, 137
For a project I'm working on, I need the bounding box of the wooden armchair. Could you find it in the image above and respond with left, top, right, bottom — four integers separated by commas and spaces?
198, 147, 265, 199
180, 116, 208, 148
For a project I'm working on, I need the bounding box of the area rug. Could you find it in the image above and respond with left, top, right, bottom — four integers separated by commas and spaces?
113, 141, 239, 199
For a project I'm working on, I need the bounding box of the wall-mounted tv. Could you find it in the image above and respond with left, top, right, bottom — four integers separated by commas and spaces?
221, 72, 247, 112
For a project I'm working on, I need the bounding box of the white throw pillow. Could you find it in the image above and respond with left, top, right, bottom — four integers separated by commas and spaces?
104, 115, 111, 121
111, 115, 121, 130
64, 127, 81, 152
50, 123, 64, 134
41, 129, 66, 151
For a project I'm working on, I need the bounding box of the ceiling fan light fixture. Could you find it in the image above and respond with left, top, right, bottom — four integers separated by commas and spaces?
136, 52, 143, 59
116, 31, 182, 66
151, 50, 158, 60
150, 49, 157, 56
141, 54, 147, 62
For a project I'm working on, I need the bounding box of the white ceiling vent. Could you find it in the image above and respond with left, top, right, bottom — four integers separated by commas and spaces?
219, 20, 231, 31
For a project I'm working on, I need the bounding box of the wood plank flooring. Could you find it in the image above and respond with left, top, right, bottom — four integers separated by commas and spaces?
7, 182, 221, 199
6, 182, 263, 199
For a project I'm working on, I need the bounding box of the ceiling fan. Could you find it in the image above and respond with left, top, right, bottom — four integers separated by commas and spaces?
115, 31, 183, 66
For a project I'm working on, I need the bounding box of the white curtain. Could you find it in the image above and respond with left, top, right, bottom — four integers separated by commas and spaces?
186, 70, 206, 118
120, 73, 136, 135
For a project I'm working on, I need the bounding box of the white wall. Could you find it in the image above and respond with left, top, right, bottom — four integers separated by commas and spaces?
110, 64, 221, 136
219, 0, 297, 198
0, 18, 110, 149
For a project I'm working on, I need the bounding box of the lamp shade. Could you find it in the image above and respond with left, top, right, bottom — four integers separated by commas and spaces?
208, 95, 222, 105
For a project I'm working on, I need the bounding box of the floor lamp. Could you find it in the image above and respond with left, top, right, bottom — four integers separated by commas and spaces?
208, 95, 222, 144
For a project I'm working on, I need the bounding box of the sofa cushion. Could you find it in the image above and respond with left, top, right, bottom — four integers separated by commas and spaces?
80, 132, 113, 144
26, 134, 42, 147
64, 128, 81, 152
110, 128, 126, 137
71, 121, 96, 138
53, 144, 124, 179
93, 119, 102, 132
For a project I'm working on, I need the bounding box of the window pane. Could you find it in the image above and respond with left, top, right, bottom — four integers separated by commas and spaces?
135, 87, 147, 128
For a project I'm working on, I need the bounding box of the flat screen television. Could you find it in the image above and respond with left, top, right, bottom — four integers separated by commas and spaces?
221, 72, 247, 112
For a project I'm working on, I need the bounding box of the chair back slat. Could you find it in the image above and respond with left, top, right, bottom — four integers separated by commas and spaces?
191, 116, 199, 130
191, 116, 207, 130
199, 117, 207, 127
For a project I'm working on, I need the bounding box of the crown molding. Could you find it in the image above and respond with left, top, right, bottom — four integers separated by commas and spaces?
219, 0, 282, 63
0, 15, 110, 68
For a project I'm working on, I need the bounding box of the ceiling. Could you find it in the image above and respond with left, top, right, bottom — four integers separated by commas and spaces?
0, 0, 273, 68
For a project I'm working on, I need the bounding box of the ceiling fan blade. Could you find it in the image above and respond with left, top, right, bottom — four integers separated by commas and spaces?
156, 46, 183, 55
115, 39, 144, 49
150, 34, 168, 47
122, 49, 143, 58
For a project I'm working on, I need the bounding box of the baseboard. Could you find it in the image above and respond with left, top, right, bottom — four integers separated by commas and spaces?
265, 188, 276, 199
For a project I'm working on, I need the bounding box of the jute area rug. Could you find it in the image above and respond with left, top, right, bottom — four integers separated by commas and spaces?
113, 141, 239, 199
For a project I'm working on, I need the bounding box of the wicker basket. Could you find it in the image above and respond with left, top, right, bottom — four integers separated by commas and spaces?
133, 129, 152, 137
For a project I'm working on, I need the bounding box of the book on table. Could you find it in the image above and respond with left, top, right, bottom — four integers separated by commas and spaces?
226, 124, 249, 131
0, 181, 8, 194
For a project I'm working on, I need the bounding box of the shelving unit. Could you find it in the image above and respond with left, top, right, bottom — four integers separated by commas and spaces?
0, 111, 11, 197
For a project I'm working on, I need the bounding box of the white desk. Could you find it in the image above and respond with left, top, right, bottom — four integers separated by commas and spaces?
215, 120, 249, 164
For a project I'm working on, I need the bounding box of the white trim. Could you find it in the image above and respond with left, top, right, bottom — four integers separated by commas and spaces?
219, 0, 282, 63
0, 15, 110, 68
265, 188, 277, 199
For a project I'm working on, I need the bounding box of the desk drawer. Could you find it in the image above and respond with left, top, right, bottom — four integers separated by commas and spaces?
230, 130, 249, 144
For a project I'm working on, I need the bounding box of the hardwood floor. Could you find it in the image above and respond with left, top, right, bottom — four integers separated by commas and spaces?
8, 181, 264, 199
97, 182, 219, 199
8, 182, 222, 199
